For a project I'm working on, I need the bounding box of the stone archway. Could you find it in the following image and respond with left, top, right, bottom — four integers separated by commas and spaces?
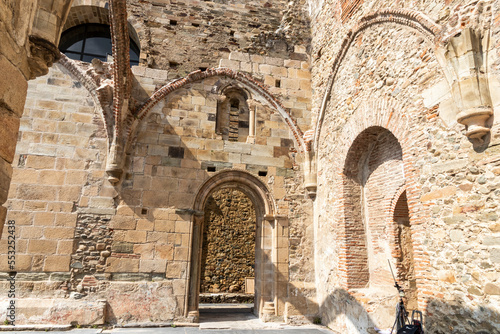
186, 170, 280, 321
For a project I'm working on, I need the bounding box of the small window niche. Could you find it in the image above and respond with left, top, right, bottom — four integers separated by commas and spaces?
215, 86, 255, 143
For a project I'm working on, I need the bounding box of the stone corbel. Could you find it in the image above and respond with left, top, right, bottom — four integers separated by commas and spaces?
304, 149, 317, 199
303, 129, 317, 198
27, 36, 61, 79
105, 138, 124, 185
445, 28, 493, 145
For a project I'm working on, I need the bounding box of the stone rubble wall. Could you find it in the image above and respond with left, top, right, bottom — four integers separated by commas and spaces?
311, 1, 500, 333
127, 0, 311, 77
200, 188, 256, 294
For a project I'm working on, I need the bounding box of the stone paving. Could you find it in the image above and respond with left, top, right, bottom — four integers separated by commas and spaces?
1, 306, 334, 333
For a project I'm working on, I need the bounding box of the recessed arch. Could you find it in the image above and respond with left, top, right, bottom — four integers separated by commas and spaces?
134, 68, 305, 150
186, 169, 278, 321
192, 169, 276, 220
313, 8, 442, 152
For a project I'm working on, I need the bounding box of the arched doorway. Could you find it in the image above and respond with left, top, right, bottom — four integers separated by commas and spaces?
186, 170, 278, 321
200, 188, 256, 297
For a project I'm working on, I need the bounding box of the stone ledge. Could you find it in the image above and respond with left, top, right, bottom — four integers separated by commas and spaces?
0, 324, 71, 331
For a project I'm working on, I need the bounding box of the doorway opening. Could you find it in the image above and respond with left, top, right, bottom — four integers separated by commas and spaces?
199, 188, 256, 318
187, 170, 277, 323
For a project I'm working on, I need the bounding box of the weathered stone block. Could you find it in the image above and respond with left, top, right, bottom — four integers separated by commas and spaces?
33, 212, 55, 226
134, 243, 154, 259
57, 240, 74, 255
12, 168, 38, 184
156, 244, 174, 260
106, 257, 140, 272
43, 227, 74, 239
17, 184, 57, 201
20, 226, 44, 239
140, 259, 167, 273
421, 186, 457, 202
155, 220, 175, 232
28, 239, 58, 254
0, 113, 20, 163
55, 213, 77, 227
165, 262, 186, 279
25, 155, 55, 169
44, 255, 70, 271
0, 55, 28, 117
124, 230, 147, 243
38, 170, 66, 185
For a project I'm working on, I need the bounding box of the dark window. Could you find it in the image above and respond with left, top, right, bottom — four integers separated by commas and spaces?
59, 24, 140, 66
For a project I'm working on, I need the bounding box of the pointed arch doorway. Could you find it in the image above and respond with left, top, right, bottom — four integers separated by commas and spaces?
186, 170, 279, 321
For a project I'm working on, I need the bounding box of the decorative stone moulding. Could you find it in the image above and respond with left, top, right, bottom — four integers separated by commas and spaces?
445, 28, 493, 144
28, 0, 73, 79
28, 36, 62, 79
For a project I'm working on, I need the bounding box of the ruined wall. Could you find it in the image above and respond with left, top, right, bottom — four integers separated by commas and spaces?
200, 188, 255, 294
312, 1, 500, 333
127, 0, 311, 77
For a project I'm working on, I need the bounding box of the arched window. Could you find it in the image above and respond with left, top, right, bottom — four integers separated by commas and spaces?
59, 23, 140, 65
216, 87, 250, 142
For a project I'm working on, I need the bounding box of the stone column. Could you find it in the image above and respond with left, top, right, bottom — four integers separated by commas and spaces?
246, 99, 257, 144
186, 213, 204, 321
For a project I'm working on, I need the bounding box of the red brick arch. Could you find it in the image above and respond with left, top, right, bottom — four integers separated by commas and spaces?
327, 98, 432, 309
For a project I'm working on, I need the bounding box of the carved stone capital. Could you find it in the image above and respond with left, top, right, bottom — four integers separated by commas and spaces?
28, 35, 61, 80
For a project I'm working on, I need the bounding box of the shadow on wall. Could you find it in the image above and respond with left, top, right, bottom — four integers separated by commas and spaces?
316, 289, 500, 334
425, 298, 500, 334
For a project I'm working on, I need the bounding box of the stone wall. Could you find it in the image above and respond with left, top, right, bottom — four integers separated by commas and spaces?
200, 188, 255, 294
127, 0, 311, 77
0, 0, 33, 237
311, 1, 500, 333
0, 31, 314, 323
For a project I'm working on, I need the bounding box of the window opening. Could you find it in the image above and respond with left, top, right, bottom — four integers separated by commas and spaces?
59, 23, 140, 66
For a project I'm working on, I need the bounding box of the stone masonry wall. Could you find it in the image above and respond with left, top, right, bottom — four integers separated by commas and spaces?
200, 188, 255, 294
0, 38, 314, 324
312, 1, 500, 333
127, 0, 311, 77
0, 0, 33, 237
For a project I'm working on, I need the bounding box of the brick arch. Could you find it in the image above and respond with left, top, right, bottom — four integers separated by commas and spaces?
187, 169, 279, 320
331, 100, 431, 309
313, 8, 442, 151
133, 68, 305, 150
342, 126, 404, 289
